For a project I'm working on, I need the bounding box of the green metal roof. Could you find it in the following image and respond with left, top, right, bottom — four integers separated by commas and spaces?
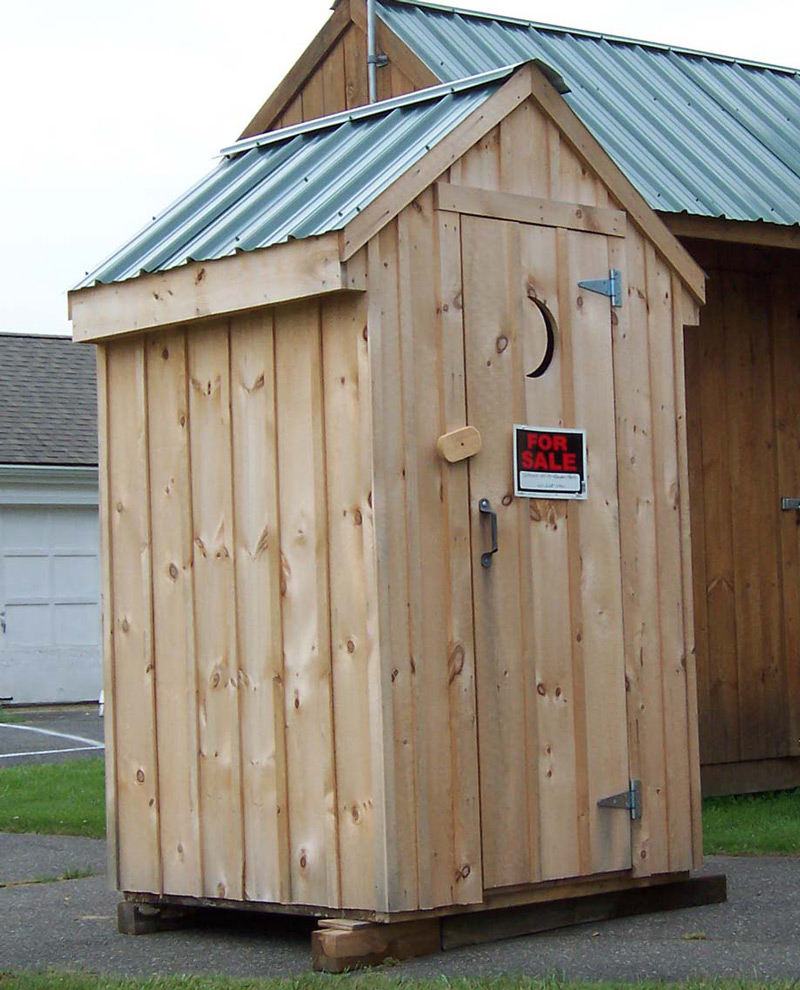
378, 0, 800, 225
75, 67, 510, 288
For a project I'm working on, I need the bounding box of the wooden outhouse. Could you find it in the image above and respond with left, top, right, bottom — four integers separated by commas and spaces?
70, 61, 721, 967
242, 0, 800, 798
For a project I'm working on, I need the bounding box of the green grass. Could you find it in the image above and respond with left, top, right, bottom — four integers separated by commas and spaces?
703, 788, 800, 855
2, 979, 800, 990
0, 758, 105, 838
1, 756, 798, 855
0, 704, 25, 724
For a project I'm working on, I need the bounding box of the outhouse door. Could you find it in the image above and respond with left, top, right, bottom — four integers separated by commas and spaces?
459, 214, 632, 890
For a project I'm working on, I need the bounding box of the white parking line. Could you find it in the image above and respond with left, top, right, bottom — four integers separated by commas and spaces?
0, 723, 104, 749
0, 745, 104, 760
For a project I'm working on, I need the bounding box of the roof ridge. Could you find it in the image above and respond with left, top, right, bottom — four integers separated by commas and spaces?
219, 62, 520, 156
379, 0, 800, 76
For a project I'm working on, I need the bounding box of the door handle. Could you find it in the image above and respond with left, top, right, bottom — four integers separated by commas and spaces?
479, 498, 498, 568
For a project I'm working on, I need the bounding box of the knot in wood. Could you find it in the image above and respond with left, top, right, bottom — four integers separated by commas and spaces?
459, 864, 471, 879
346, 639, 356, 654
495, 334, 509, 354
448, 643, 465, 684
168, 563, 179, 580
161, 348, 169, 360
502, 494, 513, 507
299, 851, 308, 870
351, 805, 361, 823
121, 618, 130, 633
136, 769, 145, 783
536, 682, 546, 697
353, 508, 363, 526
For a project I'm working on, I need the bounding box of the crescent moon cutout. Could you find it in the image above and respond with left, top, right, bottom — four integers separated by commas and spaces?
526, 295, 557, 379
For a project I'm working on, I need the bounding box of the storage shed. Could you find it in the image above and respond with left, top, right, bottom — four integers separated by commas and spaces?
242, 0, 800, 797
70, 61, 719, 966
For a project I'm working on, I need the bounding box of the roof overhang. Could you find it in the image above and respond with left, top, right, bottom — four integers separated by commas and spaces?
661, 213, 800, 251
69, 232, 366, 344
70, 62, 708, 346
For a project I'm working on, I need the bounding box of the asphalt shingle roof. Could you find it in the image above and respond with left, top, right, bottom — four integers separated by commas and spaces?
0, 335, 97, 466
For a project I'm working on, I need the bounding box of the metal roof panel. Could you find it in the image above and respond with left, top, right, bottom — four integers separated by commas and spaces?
378, 0, 800, 225
76, 68, 510, 289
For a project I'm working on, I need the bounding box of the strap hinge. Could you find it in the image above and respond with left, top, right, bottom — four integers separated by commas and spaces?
578, 268, 623, 308
597, 779, 642, 820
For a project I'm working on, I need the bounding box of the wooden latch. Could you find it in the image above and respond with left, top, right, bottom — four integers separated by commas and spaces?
436, 426, 482, 464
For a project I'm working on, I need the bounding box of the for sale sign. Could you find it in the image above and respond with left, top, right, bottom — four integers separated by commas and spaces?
513, 425, 587, 500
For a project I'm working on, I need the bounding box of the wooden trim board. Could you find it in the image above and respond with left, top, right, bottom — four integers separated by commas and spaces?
310, 873, 727, 970
702, 757, 800, 797
435, 182, 626, 236
69, 235, 365, 342
124, 866, 703, 924
663, 213, 800, 251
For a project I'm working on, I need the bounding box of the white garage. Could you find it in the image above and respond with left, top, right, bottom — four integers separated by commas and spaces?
0, 335, 100, 705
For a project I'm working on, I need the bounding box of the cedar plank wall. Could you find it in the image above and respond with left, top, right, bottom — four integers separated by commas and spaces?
367, 97, 701, 915
683, 239, 800, 792
269, 22, 414, 131
99, 294, 382, 910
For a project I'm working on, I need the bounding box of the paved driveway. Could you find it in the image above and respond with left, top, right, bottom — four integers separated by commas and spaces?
0, 705, 104, 767
2, 840, 800, 981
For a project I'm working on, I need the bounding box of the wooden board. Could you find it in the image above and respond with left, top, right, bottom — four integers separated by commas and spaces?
229, 312, 290, 903
146, 329, 203, 896
321, 293, 377, 908
275, 302, 340, 908
187, 323, 244, 901
106, 339, 161, 895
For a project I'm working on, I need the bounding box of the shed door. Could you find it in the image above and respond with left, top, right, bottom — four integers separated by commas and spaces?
461, 215, 631, 889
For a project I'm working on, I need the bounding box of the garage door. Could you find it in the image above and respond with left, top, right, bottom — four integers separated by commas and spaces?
0, 504, 101, 704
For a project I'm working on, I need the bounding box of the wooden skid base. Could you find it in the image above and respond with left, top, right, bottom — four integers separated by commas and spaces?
117, 901, 196, 936
311, 874, 727, 972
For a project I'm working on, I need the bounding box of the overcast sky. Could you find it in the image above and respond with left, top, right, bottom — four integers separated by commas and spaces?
2, 0, 798, 337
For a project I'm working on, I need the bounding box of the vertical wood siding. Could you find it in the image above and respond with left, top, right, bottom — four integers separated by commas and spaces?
100, 297, 380, 910
366, 101, 701, 910
100, 94, 702, 916
270, 24, 416, 130
685, 241, 800, 775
